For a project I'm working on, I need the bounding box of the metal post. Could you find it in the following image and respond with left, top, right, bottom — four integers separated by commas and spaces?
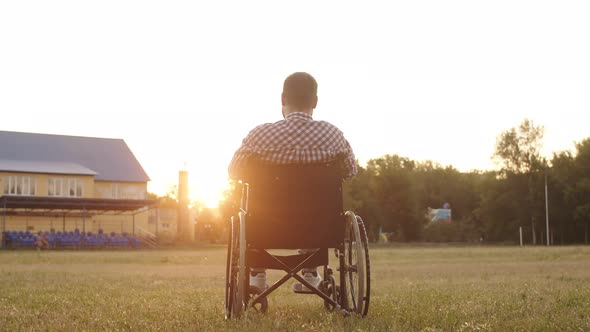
519, 227, 523, 247
82, 206, 86, 234
2, 198, 6, 249
155, 208, 159, 237
63, 214, 66, 232
545, 173, 550, 246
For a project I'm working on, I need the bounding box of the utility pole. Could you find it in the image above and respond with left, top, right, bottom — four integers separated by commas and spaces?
545, 172, 550, 246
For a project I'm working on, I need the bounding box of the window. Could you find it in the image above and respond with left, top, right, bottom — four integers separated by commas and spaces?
48, 178, 64, 196
48, 178, 55, 196
48, 177, 83, 197
2, 176, 37, 196
68, 178, 75, 196
111, 183, 119, 198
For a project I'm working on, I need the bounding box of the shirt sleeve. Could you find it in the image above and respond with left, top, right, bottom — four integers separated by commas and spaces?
228, 125, 266, 180
228, 136, 253, 180
339, 134, 357, 180
228, 149, 249, 180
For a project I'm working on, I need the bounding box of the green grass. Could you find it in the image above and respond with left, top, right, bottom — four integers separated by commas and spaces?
1, 245, 589, 331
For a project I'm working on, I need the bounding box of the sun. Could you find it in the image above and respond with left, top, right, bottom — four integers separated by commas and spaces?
196, 193, 224, 209
189, 170, 231, 209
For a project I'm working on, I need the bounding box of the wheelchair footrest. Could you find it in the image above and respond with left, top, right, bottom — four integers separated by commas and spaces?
292, 283, 318, 294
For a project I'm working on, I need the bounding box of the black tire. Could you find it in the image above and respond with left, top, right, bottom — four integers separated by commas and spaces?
225, 216, 243, 319
224, 218, 232, 319
225, 217, 238, 319
321, 275, 340, 311
247, 285, 269, 314
356, 215, 371, 317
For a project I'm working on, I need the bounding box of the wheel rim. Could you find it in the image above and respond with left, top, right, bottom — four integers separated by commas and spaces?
235, 211, 247, 315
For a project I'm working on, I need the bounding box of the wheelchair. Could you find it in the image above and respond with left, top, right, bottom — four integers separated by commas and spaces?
225, 161, 370, 318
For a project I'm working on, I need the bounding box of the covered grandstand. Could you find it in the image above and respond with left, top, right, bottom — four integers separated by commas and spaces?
1, 195, 159, 249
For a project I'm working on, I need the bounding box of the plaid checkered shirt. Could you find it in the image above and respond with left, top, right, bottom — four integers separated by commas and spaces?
228, 112, 357, 180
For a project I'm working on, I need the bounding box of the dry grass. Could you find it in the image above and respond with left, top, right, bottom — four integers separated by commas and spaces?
1, 245, 589, 331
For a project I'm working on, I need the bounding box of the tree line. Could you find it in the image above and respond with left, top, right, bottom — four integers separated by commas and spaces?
343, 119, 590, 244
217, 119, 589, 245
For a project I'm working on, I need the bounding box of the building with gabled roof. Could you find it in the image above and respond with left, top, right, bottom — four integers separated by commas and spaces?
0, 131, 159, 247
0, 130, 150, 182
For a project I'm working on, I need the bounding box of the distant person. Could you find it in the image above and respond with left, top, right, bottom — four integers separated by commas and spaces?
36, 233, 48, 250
228, 72, 357, 292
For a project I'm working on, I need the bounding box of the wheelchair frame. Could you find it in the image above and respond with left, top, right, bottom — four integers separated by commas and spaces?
224, 163, 370, 318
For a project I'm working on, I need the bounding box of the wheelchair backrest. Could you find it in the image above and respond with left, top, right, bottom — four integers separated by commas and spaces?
242, 162, 345, 249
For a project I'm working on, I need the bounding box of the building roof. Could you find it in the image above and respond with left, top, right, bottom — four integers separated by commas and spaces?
0, 131, 150, 182
0, 195, 158, 216
0, 160, 97, 176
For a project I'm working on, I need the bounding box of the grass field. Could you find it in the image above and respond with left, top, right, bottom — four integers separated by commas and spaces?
1, 245, 589, 331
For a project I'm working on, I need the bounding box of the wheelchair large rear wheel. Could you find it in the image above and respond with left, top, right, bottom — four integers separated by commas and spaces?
236, 211, 248, 315
225, 215, 246, 319
356, 215, 371, 317
224, 217, 233, 319
343, 211, 370, 316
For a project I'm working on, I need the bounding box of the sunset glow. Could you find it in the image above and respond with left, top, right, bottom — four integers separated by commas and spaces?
1, 1, 589, 207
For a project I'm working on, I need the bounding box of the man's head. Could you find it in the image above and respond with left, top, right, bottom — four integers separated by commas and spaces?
281, 72, 318, 115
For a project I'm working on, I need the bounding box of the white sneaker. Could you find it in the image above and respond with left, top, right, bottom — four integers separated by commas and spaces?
249, 272, 268, 291
293, 271, 321, 293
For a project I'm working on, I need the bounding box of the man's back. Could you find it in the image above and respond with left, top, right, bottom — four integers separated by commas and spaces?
228, 112, 356, 180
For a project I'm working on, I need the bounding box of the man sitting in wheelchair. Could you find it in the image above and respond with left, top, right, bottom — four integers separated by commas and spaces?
226, 72, 369, 317
229, 72, 357, 291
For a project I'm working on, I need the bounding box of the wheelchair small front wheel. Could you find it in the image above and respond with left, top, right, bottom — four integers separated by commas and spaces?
321, 275, 340, 312
247, 285, 269, 314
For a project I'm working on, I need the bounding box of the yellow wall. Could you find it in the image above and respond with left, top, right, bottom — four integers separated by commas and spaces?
3, 215, 92, 233
1, 172, 154, 238
1, 172, 148, 201
94, 181, 147, 200
2, 211, 153, 236
0, 171, 95, 198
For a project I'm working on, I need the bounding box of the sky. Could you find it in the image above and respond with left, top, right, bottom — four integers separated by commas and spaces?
1, 1, 589, 207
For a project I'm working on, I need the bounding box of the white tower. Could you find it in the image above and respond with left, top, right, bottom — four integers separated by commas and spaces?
177, 168, 193, 242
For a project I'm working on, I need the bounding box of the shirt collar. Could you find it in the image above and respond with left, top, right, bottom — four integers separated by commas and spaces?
285, 112, 313, 121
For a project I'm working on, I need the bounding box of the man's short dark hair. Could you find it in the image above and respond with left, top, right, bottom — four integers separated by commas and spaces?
282, 72, 318, 109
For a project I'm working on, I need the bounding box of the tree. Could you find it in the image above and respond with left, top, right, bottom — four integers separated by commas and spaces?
549, 138, 590, 244
365, 155, 420, 241
493, 119, 546, 244
549, 151, 576, 243
343, 163, 383, 241
493, 119, 545, 174
571, 139, 590, 243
